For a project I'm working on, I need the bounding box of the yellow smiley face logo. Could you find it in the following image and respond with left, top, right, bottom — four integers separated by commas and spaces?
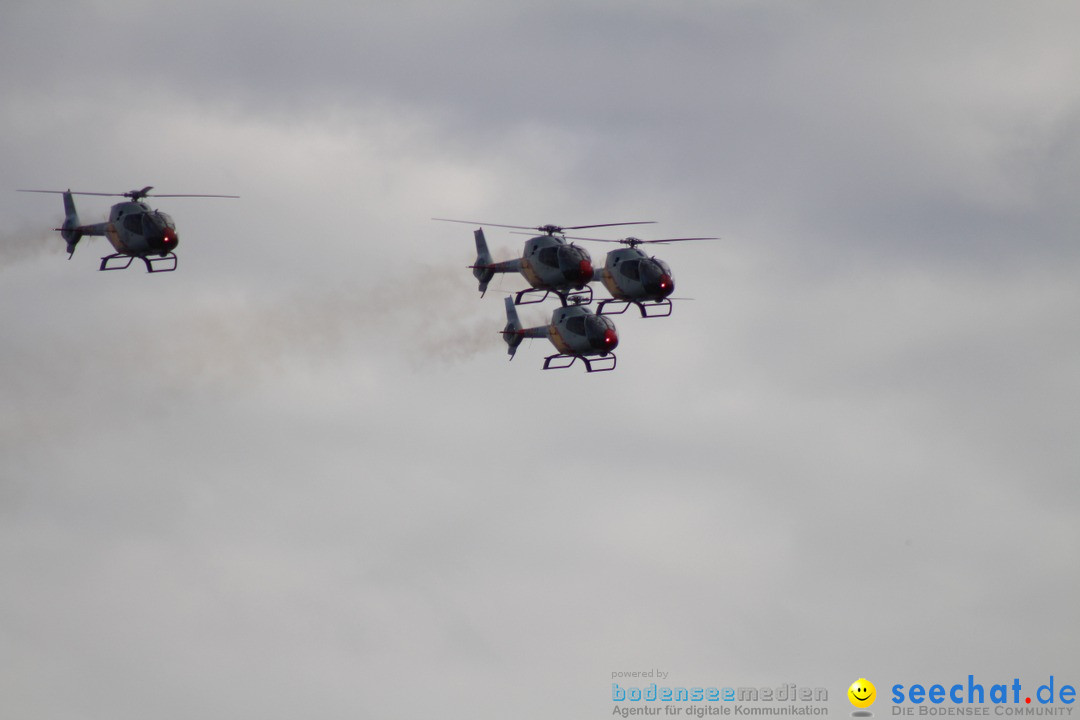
848, 678, 876, 708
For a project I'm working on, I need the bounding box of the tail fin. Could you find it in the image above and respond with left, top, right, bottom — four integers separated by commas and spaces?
502, 296, 524, 360
473, 228, 495, 296
60, 190, 82, 258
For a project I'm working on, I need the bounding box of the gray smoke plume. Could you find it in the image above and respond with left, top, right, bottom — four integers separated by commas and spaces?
0, 223, 66, 267
136, 263, 513, 389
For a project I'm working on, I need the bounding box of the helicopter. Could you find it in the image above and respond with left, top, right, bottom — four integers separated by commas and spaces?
562, 235, 718, 318
500, 296, 620, 372
18, 186, 238, 272
433, 218, 655, 306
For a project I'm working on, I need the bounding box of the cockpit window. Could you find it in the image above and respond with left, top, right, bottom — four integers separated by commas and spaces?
538, 246, 559, 267
123, 213, 144, 234
619, 259, 641, 280
557, 245, 590, 275
641, 260, 663, 282
143, 212, 169, 232
565, 316, 586, 335
585, 315, 615, 342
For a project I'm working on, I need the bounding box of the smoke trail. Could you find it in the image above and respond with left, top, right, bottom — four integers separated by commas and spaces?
134, 262, 515, 388
2, 251, 550, 407
0, 223, 66, 267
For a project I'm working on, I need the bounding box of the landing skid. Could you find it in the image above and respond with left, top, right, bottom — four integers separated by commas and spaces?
596, 298, 672, 318
542, 352, 617, 373
100, 253, 177, 273
515, 285, 593, 307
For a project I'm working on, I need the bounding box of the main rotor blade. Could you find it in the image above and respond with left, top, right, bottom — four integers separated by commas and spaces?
433, 218, 544, 231
145, 193, 240, 198
434, 218, 656, 233
561, 221, 657, 231
564, 235, 719, 244
18, 189, 120, 196
646, 236, 718, 243
18, 189, 239, 198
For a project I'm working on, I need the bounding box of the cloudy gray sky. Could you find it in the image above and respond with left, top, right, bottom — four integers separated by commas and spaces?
2, 1, 1078, 718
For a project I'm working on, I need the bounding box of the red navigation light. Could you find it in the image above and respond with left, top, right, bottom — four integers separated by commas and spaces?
602, 328, 618, 351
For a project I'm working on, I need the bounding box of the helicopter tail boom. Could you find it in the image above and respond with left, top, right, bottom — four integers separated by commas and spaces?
465, 227, 521, 295
54, 191, 106, 258
501, 297, 549, 360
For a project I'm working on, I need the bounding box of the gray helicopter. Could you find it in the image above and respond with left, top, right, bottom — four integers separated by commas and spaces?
434, 218, 655, 306
501, 296, 620, 372
563, 235, 717, 318
18, 186, 237, 272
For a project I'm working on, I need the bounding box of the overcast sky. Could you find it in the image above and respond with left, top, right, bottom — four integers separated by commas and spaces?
2, 2, 1078, 718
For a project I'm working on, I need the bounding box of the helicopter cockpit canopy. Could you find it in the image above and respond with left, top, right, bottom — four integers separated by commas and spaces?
640, 256, 674, 296
120, 208, 176, 237
584, 313, 618, 353
537, 242, 593, 278
146, 210, 176, 233
557, 244, 593, 285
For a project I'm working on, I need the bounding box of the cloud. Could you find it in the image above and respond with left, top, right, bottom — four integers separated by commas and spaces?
3, 3, 1080, 719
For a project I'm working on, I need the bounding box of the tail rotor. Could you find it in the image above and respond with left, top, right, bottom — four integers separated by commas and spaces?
501, 296, 524, 360
472, 228, 495, 295
59, 190, 82, 258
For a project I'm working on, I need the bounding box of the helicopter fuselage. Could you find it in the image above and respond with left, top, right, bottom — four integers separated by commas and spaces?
599, 247, 674, 301
104, 201, 179, 257
501, 295, 619, 372
518, 234, 594, 293
547, 304, 618, 357
19, 186, 234, 273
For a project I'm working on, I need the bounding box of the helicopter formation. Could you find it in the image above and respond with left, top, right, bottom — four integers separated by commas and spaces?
18, 186, 237, 272
18, 189, 713, 374
434, 218, 716, 373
